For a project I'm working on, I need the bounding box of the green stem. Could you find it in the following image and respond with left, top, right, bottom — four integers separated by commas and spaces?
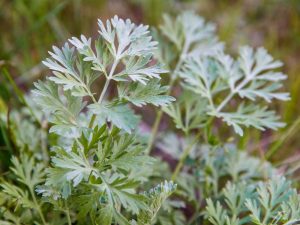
40, 122, 49, 163
2, 68, 42, 126
216, 77, 250, 113
146, 41, 189, 154
88, 59, 119, 129
88, 78, 110, 129
146, 110, 163, 154
65, 209, 72, 225
187, 212, 199, 225
0, 120, 13, 154
146, 77, 175, 154
90, 214, 96, 225
29, 187, 47, 225
98, 78, 111, 104
266, 116, 300, 159
216, 91, 234, 112
88, 114, 96, 129
171, 133, 201, 181
262, 209, 270, 225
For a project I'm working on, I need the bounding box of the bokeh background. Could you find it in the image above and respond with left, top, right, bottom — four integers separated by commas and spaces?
0, 0, 299, 165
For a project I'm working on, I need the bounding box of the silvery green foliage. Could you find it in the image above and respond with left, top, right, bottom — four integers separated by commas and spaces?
194, 144, 276, 196
1, 11, 299, 225
0, 98, 51, 224
163, 91, 209, 135
154, 17, 293, 225
0, 16, 175, 225
155, 11, 224, 76
156, 136, 300, 225
155, 11, 223, 135
205, 177, 300, 225
33, 80, 86, 137
178, 47, 290, 136
0, 153, 47, 224
35, 15, 174, 136
157, 13, 289, 137
45, 16, 164, 86
163, 46, 290, 136
137, 181, 177, 225
118, 79, 174, 107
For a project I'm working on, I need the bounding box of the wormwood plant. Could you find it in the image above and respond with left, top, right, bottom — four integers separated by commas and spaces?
1, 11, 300, 225
0, 16, 176, 225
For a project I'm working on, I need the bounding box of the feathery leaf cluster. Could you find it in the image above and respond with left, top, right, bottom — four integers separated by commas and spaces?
0, 11, 298, 225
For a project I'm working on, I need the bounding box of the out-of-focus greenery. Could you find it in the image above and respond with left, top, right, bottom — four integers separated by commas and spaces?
0, 0, 300, 170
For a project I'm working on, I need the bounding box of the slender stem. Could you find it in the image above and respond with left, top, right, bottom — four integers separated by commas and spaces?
88, 114, 96, 129
216, 78, 250, 113
90, 214, 96, 225
207, 90, 215, 110
2, 68, 42, 126
65, 209, 72, 225
98, 78, 111, 104
169, 106, 213, 182
88, 59, 119, 129
29, 187, 47, 225
146, 42, 189, 154
171, 133, 201, 181
262, 209, 270, 225
87, 88, 97, 103
187, 212, 199, 225
75, 138, 90, 165
266, 116, 300, 159
146, 78, 175, 154
88, 78, 110, 128
216, 91, 234, 112
146, 110, 163, 154
40, 121, 49, 163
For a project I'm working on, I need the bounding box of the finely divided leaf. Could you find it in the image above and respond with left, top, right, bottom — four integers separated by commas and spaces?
32, 80, 85, 137
43, 43, 98, 98
118, 79, 175, 107
138, 181, 177, 225
89, 102, 140, 133
212, 104, 285, 136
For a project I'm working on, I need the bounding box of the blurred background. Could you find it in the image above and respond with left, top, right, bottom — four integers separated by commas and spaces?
0, 0, 299, 164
